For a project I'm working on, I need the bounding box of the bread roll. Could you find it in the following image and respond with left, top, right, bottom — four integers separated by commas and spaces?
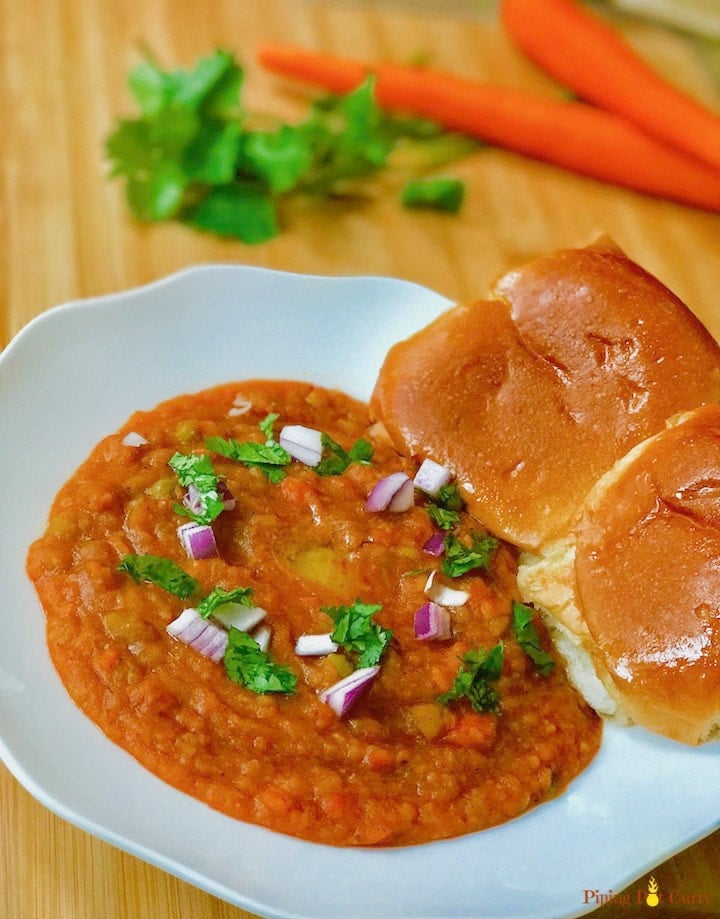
372, 239, 720, 551
519, 406, 720, 745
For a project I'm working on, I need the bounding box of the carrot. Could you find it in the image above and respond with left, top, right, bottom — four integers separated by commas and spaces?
257, 43, 720, 211
501, 0, 720, 172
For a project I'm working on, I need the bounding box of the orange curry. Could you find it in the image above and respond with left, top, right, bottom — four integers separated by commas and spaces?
26, 380, 600, 846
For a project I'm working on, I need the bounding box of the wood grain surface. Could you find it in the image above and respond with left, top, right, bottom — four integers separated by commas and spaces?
1, 1, 718, 916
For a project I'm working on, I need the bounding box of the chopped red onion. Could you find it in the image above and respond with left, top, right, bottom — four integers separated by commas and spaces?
295, 633, 339, 656
413, 458, 452, 496
183, 484, 203, 517
319, 666, 380, 717
414, 602, 451, 641
212, 604, 267, 632
366, 472, 414, 513
279, 424, 323, 467
166, 608, 228, 662
177, 521, 218, 559
423, 532, 446, 556
424, 569, 469, 606
217, 480, 236, 511
252, 624, 272, 653
121, 431, 148, 447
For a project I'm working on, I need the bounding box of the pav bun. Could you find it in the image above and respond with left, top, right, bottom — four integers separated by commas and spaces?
519, 405, 720, 746
372, 239, 720, 551
373, 238, 720, 743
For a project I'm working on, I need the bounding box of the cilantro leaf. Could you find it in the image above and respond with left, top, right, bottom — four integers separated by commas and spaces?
183, 183, 278, 244
258, 412, 279, 441
438, 642, 504, 714
322, 599, 392, 668
205, 434, 291, 482
401, 177, 465, 213
117, 553, 199, 599
197, 586, 255, 619
223, 627, 297, 694
240, 125, 314, 193
426, 483, 465, 531
441, 531, 498, 578
182, 120, 242, 184
168, 451, 225, 524
512, 601, 555, 677
315, 433, 373, 477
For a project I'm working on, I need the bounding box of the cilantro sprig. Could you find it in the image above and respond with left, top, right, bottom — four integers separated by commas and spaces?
197, 586, 255, 619
117, 553, 199, 599
106, 50, 472, 244
169, 451, 226, 524
512, 601, 555, 677
441, 531, 498, 578
426, 483, 465, 531
322, 599, 392, 668
438, 642, 504, 714
315, 433, 373, 477
206, 413, 292, 483
224, 628, 297, 694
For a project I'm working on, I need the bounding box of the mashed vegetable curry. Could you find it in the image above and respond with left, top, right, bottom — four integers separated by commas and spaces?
26, 380, 600, 846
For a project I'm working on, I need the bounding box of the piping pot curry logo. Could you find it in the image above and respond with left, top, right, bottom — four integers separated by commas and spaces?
645, 876, 660, 908
583, 874, 714, 910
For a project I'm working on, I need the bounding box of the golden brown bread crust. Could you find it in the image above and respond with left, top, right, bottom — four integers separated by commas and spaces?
372, 240, 720, 551
573, 405, 720, 745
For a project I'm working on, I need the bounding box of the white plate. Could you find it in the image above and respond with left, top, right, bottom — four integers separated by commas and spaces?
1, 266, 718, 919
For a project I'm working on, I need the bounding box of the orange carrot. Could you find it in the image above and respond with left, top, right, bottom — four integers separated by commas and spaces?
501, 0, 720, 172
257, 43, 720, 211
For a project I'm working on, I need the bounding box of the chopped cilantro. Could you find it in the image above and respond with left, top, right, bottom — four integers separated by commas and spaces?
441, 531, 498, 578
512, 601, 555, 677
197, 586, 255, 619
117, 553, 199, 599
258, 412, 280, 441
205, 435, 291, 483
205, 413, 293, 482
106, 50, 472, 244
438, 642, 504, 714
168, 451, 225, 524
426, 483, 465, 531
315, 433, 373, 477
322, 599, 392, 668
223, 627, 297, 694
401, 177, 465, 213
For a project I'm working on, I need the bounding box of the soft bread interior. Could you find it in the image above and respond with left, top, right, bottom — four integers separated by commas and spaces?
517, 543, 624, 721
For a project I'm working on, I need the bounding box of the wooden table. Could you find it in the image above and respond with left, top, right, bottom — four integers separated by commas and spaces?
2, 1, 718, 916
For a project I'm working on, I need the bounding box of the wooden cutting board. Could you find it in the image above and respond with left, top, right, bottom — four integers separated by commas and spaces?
2, 1, 718, 916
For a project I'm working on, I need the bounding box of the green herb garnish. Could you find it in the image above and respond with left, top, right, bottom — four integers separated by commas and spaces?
401, 177, 465, 213
168, 451, 225, 524
315, 433, 373, 477
117, 553, 199, 599
512, 601, 555, 677
197, 586, 255, 619
438, 642, 504, 714
205, 412, 293, 482
426, 483, 465, 531
106, 50, 472, 244
223, 627, 297, 694
322, 599, 392, 668
258, 412, 280, 441
441, 530, 498, 578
